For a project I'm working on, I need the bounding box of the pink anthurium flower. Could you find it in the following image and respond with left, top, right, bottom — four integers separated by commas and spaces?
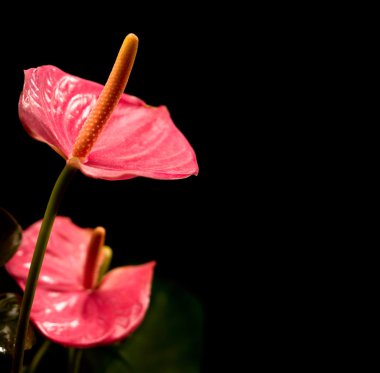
19, 34, 198, 180
5, 217, 155, 347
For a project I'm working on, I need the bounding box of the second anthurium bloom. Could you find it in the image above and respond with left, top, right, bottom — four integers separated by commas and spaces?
19, 34, 198, 180
6, 217, 155, 347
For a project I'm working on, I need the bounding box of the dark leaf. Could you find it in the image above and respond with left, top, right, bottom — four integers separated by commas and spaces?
0, 208, 22, 266
0, 293, 35, 355
84, 280, 203, 372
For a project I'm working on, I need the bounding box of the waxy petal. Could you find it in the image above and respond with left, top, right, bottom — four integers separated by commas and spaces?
19, 66, 198, 180
6, 217, 90, 291
27, 263, 154, 347
5, 218, 155, 347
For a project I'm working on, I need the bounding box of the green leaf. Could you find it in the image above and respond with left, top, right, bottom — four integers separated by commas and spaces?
0, 208, 22, 266
0, 293, 35, 355
84, 280, 203, 373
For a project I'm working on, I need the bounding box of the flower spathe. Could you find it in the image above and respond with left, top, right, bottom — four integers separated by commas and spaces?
5, 217, 155, 347
19, 65, 198, 180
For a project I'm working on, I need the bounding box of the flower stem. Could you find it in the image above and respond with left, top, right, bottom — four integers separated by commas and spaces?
68, 348, 83, 373
27, 340, 51, 373
12, 162, 77, 373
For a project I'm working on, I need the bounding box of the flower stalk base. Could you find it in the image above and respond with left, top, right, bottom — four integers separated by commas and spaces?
12, 162, 77, 373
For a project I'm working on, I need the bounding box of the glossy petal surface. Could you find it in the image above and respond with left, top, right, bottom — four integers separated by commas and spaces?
19, 66, 198, 180
5, 217, 154, 347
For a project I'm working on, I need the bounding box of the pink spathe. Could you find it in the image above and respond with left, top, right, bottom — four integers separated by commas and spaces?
5, 217, 155, 347
19, 65, 198, 180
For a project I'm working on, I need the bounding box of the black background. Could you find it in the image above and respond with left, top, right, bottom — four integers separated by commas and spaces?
1, 30, 243, 370
0, 16, 353, 373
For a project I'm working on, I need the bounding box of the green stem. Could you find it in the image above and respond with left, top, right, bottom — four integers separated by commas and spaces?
28, 340, 51, 373
12, 163, 77, 373
68, 348, 83, 373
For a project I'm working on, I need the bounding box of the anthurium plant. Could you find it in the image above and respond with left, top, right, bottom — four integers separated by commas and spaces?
0, 34, 202, 373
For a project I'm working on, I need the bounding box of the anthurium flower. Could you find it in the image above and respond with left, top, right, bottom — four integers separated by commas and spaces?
19, 34, 198, 180
5, 217, 155, 347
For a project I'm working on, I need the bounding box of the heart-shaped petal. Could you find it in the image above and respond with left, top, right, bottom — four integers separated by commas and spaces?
5, 217, 155, 347
19, 66, 198, 180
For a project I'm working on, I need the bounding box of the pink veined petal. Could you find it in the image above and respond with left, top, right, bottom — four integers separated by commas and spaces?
80, 102, 198, 180
29, 262, 155, 347
5, 217, 155, 347
19, 66, 94, 159
19, 65, 199, 180
6, 217, 90, 291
